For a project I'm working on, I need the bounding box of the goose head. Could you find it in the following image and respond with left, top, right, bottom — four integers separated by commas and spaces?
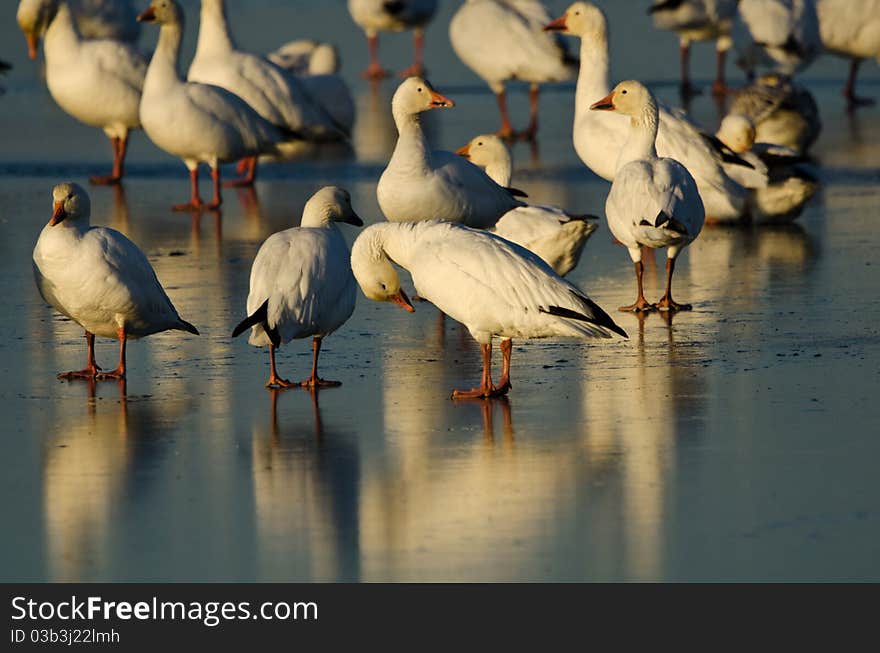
137, 0, 183, 27
302, 186, 363, 228
456, 134, 509, 168
49, 182, 90, 227
391, 77, 454, 119
716, 115, 756, 154
309, 43, 339, 75
350, 228, 415, 313
543, 2, 608, 41
17, 0, 58, 60
590, 80, 654, 117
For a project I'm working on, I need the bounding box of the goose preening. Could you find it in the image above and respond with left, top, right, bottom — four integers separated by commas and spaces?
545, 2, 753, 224
16, 0, 140, 60
727, 73, 821, 155
188, 0, 345, 187
232, 187, 362, 389
732, 0, 821, 78
648, 0, 738, 96
378, 77, 526, 228
348, 0, 438, 79
449, 0, 578, 139
350, 221, 626, 398
29, 0, 146, 185
137, 0, 286, 211
456, 134, 598, 276
592, 81, 705, 312
716, 114, 819, 223
816, 0, 880, 107
32, 183, 199, 380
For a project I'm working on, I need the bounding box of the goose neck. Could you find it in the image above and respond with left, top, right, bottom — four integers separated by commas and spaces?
195, 0, 235, 57
390, 112, 431, 172
147, 23, 184, 90
617, 103, 659, 170
44, 2, 80, 60
575, 35, 611, 120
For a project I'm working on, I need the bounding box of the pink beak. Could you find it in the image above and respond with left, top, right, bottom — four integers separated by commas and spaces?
543, 15, 568, 32
428, 90, 454, 109
590, 92, 616, 111
389, 289, 415, 313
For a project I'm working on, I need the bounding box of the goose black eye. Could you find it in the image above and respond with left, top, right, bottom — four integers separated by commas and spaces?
622, 89, 627, 94
477, 141, 483, 146
380, 283, 387, 291
417, 87, 423, 92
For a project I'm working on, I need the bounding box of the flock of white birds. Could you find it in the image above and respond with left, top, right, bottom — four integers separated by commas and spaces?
17, 0, 880, 398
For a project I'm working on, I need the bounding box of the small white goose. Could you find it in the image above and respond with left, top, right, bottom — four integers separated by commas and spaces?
348, 0, 438, 79
17, 0, 141, 59
188, 0, 344, 187
30, 0, 146, 185
545, 2, 753, 223
232, 187, 363, 389
378, 77, 525, 228
456, 134, 597, 276
816, 0, 880, 107
137, 0, 285, 211
592, 80, 705, 312
32, 183, 199, 380
449, 0, 578, 139
351, 221, 626, 398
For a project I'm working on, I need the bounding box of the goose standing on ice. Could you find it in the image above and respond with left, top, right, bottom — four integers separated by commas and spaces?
732, 0, 821, 78
137, 0, 286, 210
815, 0, 880, 107
26, 0, 146, 185
378, 77, 525, 228
456, 134, 597, 276
32, 183, 199, 380
647, 0, 738, 96
232, 187, 363, 389
592, 81, 705, 311
450, 0, 578, 139
350, 221, 626, 398
187, 0, 345, 187
545, 2, 754, 224
348, 0, 438, 80
16, 0, 140, 59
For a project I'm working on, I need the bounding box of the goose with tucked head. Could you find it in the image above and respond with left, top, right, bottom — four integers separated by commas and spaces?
32, 183, 199, 380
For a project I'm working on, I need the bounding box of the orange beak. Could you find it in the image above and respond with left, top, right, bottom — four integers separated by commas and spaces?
136, 6, 156, 22
50, 201, 66, 226
455, 143, 471, 158
428, 90, 454, 109
389, 289, 415, 313
590, 92, 616, 111
25, 32, 39, 60
543, 15, 568, 32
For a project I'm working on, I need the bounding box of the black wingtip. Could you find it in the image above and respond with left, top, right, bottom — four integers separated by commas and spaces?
506, 186, 529, 199
232, 299, 269, 338
179, 320, 200, 336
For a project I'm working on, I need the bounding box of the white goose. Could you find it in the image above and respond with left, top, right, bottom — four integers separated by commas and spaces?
32, 183, 199, 380
456, 134, 597, 276
350, 220, 626, 398
732, 0, 821, 77
593, 80, 705, 312
17, 0, 140, 59
648, 0, 738, 96
232, 187, 362, 389
188, 0, 344, 187
816, 0, 880, 107
545, 2, 753, 223
32, 0, 146, 185
137, 0, 285, 211
348, 0, 438, 79
378, 77, 525, 228
449, 0, 578, 139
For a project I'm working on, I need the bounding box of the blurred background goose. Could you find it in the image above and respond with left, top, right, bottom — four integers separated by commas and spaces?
348, 0, 438, 79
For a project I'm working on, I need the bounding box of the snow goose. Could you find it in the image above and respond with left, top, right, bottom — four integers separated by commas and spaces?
647, 0, 738, 96
137, 0, 285, 210
232, 187, 362, 389
732, 0, 821, 77
350, 220, 626, 398
17, 0, 140, 60
31, 0, 146, 185
727, 73, 821, 154
348, 0, 438, 79
545, 2, 753, 223
592, 80, 705, 311
449, 0, 577, 139
187, 0, 345, 187
816, 0, 880, 107
716, 114, 819, 222
456, 134, 597, 276
32, 183, 199, 380
378, 77, 526, 228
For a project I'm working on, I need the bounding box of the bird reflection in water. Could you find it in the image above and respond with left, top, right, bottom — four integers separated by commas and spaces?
453, 396, 515, 447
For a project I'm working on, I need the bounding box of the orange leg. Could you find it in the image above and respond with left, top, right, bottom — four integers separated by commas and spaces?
90, 135, 127, 186
58, 331, 102, 379
173, 168, 205, 212
452, 342, 511, 399
223, 157, 258, 188
206, 166, 222, 209
495, 89, 515, 140
362, 35, 390, 80
679, 42, 700, 98
620, 261, 654, 312
711, 48, 728, 97
266, 344, 295, 389
521, 84, 540, 141
655, 257, 692, 311
398, 30, 425, 78
496, 339, 512, 393
300, 336, 341, 388
96, 327, 126, 380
